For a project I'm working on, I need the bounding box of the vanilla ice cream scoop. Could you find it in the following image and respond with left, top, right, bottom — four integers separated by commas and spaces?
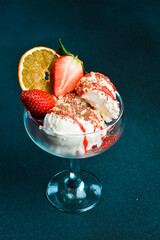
75, 72, 120, 122
43, 93, 107, 155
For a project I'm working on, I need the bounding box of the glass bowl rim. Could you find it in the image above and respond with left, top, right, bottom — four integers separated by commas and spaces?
24, 91, 124, 137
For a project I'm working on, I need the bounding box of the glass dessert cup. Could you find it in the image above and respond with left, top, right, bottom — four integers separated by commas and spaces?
23, 92, 125, 213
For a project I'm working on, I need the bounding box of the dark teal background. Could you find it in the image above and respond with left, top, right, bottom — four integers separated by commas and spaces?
0, 0, 160, 239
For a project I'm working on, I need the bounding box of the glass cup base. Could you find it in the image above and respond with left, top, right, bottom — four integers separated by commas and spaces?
46, 170, 102, 213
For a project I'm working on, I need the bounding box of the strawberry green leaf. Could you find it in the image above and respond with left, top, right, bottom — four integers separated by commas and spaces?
82, 63, 87, 75
56, 39, 71, 56
56, 39, 87, 74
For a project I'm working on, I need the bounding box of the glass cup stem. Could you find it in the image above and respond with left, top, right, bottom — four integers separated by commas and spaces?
67, 159, 81, 189
69, 159, 80, 178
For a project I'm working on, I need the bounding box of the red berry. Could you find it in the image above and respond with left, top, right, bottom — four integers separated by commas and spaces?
21, 89, 56, 119
53, 55, 84, 97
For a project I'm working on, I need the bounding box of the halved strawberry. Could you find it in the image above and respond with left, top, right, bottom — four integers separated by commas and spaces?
21, 89, 56, 119
53, 55, 84, 97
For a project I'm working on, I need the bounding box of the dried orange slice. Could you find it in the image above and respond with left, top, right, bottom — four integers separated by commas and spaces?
18, 47, 59, 95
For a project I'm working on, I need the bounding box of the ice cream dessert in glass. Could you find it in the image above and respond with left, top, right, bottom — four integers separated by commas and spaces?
19, 40, 125, 212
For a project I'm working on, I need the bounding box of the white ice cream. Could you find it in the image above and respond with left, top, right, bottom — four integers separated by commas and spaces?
42, 93, 108, 156
43, 113, 107, 156
82, 90, 119, 122
75, 72, 120, 122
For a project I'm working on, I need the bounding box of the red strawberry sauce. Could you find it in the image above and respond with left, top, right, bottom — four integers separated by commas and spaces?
92, 134, 121, 151
61, 113, 88, 153
61, 112, 105, 154
92, 84, 116, 101
94, 73, 116, 92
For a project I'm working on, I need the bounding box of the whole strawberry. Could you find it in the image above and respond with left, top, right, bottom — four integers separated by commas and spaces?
21, 89, 56, 119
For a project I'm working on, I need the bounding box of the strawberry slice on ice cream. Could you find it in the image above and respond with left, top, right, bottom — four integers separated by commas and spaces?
53, 39, 85, 97
53, 55, 84, 97
21, 89, 56, 119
